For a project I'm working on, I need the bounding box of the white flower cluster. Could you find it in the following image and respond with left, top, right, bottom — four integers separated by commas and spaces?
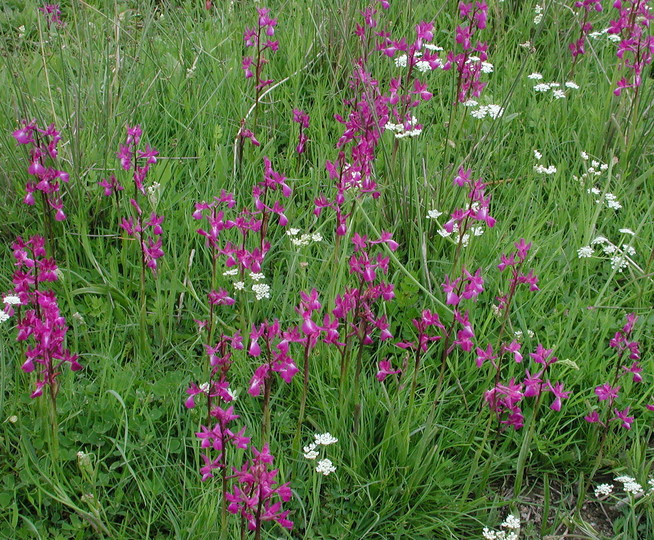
252, 283, 271, 300
0, 295, 20, 324
529, 74, 579, 98
469, 104, 505, 120
304, 433, 338, 475
589, 27, 622, 43
615, 476, 644, 495
482, 513, 520, 540
578, 235, 638, 272
595, 483, 614, 497
596, 476, 654, 502
577, 246, 594, 258
223, 269, 271, 300
467, 55, 494, 74
513, 329, 535, 342
534, 4, 543, 24
394, 47, 444, 72
394, 54, 408, 68
385, 116, 423, 138
287, 228, 323, 247
314, 432, 338, 445
575, 153, 620, 209
534, 164, 557, 175
147, 182, 161, 206
315, 458, 337, 476
426, 209, 443, 220
588, 188, 621, 210
437, 223, 485, 248
532, 150, 557, 175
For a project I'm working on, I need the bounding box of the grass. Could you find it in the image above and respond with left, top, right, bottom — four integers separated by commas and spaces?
0, 0, 653, 538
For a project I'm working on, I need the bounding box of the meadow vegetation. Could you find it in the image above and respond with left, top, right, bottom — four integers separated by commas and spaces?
0, 0, 653, 538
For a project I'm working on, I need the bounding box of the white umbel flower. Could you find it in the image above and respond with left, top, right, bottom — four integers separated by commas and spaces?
315, 458, 336, 476
595, 483, 614, 497
577, 246, 594, 258
501, 514, 520, 530
314, 432, 338, 446
252, 283, 271, 300
303, 443, 319, 460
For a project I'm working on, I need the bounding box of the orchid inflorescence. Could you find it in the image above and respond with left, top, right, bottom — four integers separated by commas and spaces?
584, 313, 644, 431
9, 236, 80, 399
102, 125, 165, 274
569, 1, 603, 60
449, 1, 490, 104
12, 120, 70, 223
609, 0, 654, 96
226, 444, 293, 533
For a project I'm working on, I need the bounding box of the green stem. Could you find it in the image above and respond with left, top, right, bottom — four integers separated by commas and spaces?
294, 341, 312, 453
514, 391, 544, 497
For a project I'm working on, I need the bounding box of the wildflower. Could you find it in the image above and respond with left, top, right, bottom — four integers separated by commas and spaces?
475, 344, 497, 368
39, 4, 64, 28
502, 514, 520, 530
315, 458, 336, 476
584, 410, 602, 424
595, 383, 620, 403
622, 361, 642, 383
595, 483, 613, 497
426, 209, 443, 219
610, 255, 628, 271
314, 433, 338, 446
565, 81, 580, 89
533, 164, 557, 174
613, 407, 634, 430
481, 61, 494, 73
546, 381, 570, 412
533, 83, 550, 92
252, 283, 271, 300
303, 443, 319, 459
486, 105, 504, 118
615, 476, 643, 495
98, 175, 124, 197
292, 109, 310, 154
577, 246, 593, 258
376, 358, 401, 381
207, 289, 236, 306
394, 54, 408, 68
619, 228, 635, 235
552, 89, 566, 99
226, 443, 293, 531
528, 72, 543, 80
